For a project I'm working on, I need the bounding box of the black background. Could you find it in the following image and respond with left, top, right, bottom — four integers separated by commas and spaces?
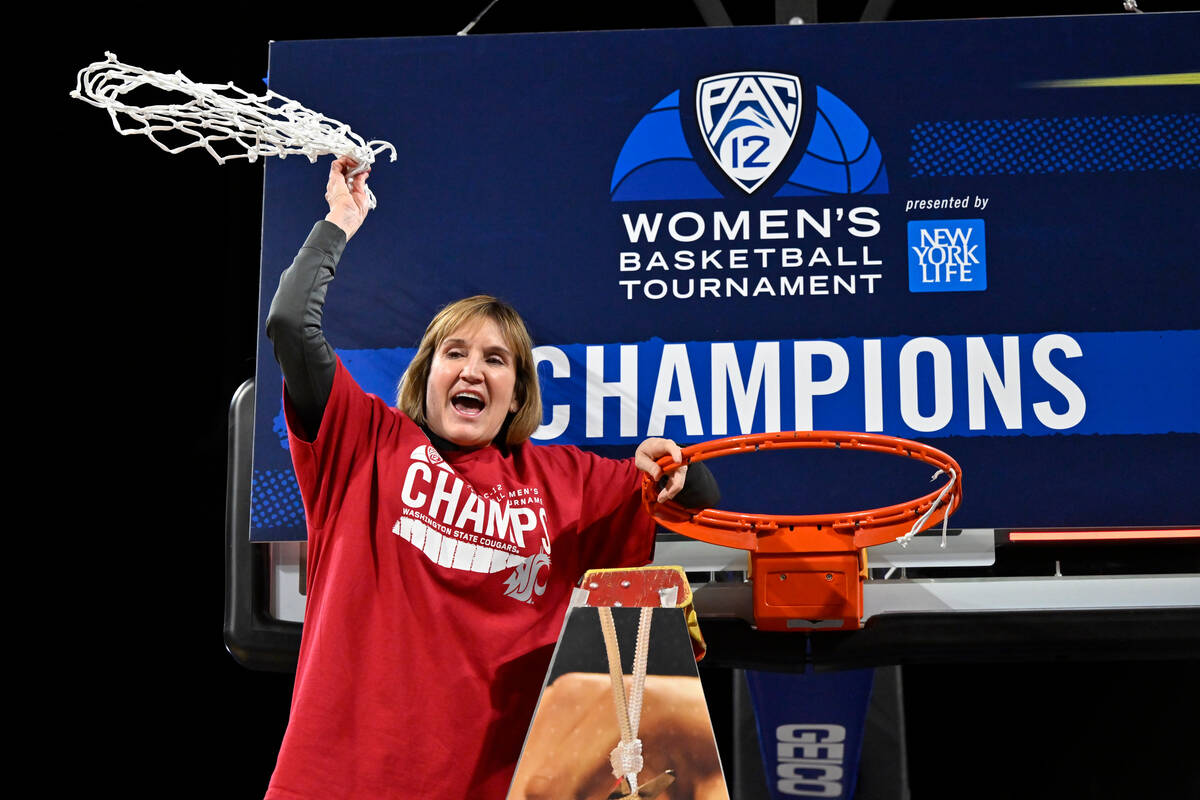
50, 3, 1196, 797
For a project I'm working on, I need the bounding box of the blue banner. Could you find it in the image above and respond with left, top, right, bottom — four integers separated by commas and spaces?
252, 14, 1200, 540
301, 329, 1196, 446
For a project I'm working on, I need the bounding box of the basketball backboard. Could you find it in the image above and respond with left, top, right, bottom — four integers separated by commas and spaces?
227, 12, 1198, 670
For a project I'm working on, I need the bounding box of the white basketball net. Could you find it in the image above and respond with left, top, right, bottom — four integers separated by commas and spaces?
71, 52, 397, 208
599, 606, 653, 799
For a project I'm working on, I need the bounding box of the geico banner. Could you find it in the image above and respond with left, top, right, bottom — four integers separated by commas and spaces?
745, 669, 875, 800
252, 14, 1198, 540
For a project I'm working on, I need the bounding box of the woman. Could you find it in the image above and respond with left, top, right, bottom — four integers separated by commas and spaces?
262, 157, 717, 800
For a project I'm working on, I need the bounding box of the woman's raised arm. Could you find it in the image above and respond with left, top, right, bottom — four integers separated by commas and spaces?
264, 157, 371, 440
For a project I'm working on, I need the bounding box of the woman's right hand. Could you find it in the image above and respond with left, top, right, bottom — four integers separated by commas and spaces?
635, 437, 687, 504
324, 155, 371, 240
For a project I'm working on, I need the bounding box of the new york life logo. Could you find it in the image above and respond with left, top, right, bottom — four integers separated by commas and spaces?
907, 219, 987, 292
610, 72, 888, 200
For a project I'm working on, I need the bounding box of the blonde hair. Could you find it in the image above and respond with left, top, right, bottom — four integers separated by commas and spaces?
397, 295, 542, 446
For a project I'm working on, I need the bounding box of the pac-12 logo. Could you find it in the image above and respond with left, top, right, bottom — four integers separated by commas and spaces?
697, 72, 801, 194
610, 72, 887, 201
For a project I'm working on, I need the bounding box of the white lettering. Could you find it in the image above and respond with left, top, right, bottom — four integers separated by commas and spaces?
648, 344, 704, 436
486, 500, 525, 548
776, 724, 846, 797
536, 334, 1087, 441
796, 208, 831, 239
777, 724, 846, 743
862, 339, 883, 432
899, 337, 954, 432
967, 336, 1023, 430
428, 469, 463, 525
776, 743, 846, 761
711, 341, 781, 435
532, 346, 570, 440
793, 341, 849, 430
847, 206, 880, 237
453, 493, 486, 534
621, 207, 882, 244
402, 462, 431, 507
760, 209, 789, 239
622, 212, 661, 242
714, 210, 750, 240
586, 344, 638, 438
668, 211, 705, 242
1032, 334, 1087, 429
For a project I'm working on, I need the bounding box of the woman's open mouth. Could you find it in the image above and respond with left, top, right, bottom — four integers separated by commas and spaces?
452, 392, 486, 416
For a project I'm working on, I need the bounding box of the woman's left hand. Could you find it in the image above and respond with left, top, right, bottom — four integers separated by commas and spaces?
635, 437, 687, 503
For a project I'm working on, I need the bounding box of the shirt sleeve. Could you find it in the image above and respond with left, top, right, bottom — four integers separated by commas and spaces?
265, 220, 347, 441
573, 451, 658, 571
284, 357, 390, 531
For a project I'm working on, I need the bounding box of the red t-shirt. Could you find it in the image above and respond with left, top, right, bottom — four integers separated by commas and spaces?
265, 359, 655, 800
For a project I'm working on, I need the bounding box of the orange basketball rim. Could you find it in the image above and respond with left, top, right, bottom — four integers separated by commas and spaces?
642, 431, 963, 632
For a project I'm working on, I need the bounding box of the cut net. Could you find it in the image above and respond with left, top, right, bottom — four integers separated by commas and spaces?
71, 52, 397, 208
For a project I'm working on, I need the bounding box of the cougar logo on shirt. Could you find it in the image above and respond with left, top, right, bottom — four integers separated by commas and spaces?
392, 445, 552, 603
503, 551, 551, 603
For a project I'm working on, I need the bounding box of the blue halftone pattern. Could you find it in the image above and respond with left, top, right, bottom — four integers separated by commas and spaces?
273, 407, 289, 450
778, 86, 888, 196
910, 114, 1200, 176
251, 468, 306, 530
